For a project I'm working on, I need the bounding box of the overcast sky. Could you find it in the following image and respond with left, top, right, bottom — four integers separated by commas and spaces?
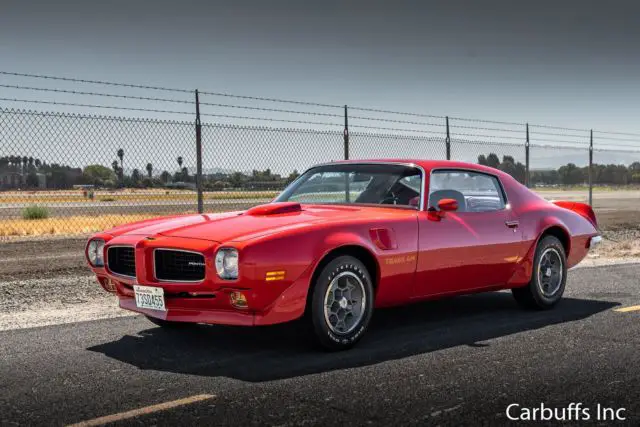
1, 0, 640, 171
2, 0, 640, 128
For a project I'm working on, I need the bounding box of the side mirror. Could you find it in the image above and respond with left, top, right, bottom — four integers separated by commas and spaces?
438, 198, 459, 212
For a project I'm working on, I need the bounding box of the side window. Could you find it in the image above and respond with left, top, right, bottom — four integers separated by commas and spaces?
429, 170, 506, 213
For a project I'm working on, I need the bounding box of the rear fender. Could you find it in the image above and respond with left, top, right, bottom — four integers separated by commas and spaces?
552, 201, 598, 228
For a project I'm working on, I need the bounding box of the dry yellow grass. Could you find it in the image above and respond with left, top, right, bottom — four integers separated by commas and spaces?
0, 190, 278, 204
0, 214, 157, 237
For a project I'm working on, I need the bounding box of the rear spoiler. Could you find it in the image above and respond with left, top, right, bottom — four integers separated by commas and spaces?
552, 201, 598, 228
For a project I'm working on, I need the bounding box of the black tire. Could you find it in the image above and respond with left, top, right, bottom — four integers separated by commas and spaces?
512, 235, 567, 310
309, 255, 374, 351
145, 315, 191, 328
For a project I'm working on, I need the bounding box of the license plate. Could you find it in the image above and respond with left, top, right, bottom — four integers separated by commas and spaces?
134, 285, 166, 311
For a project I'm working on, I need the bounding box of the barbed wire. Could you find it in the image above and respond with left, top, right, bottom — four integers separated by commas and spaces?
448, 116, 524, 127
449, 123, 524, 134
0, 84, 192, 104
349, 115, 445, 127
200, 112, 341, 127
0, 98, 192, 115
594, 129, 640, 138
592, 134, 640, 143
200, 91, 341, 109
200, 101, 342, 118
349, 124, 443, 134
0, 71, 192, 93
349, 106, 444, 119
3, 71, 640, 146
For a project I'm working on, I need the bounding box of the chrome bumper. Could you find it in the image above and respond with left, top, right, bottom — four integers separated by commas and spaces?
589, 235, 602, 249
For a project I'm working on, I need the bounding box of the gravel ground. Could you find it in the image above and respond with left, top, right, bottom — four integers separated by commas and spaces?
0, 205, 636, 331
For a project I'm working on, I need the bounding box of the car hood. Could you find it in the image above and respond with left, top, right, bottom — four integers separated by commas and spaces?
106, 203, 393, 243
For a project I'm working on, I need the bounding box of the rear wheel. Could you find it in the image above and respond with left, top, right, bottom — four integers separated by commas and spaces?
309, 255, 374, 351
513, 235, 567, 310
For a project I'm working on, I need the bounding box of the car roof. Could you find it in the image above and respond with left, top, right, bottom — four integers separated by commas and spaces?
330, 158, 511, 178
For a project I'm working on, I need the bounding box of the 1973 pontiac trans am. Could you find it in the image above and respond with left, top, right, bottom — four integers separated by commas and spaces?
86, 160, 601, 350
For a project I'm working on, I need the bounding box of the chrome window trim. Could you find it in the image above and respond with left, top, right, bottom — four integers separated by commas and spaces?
427, 167, 510, 213
276, 161, 427, 211
105, 244, 137, 280
153, 248, 206, 284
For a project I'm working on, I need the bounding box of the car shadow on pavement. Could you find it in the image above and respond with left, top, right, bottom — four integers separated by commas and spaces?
88, 293, 617, 382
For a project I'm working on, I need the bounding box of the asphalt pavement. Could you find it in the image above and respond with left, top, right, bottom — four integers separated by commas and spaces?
1, 263, 639, 426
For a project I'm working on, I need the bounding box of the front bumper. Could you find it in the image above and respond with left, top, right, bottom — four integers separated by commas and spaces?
94, 259, 314, 327
588, 235, 602, 249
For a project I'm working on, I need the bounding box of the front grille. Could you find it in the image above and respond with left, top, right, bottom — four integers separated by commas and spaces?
154, 249, 205, 282
107, 246, 136, 278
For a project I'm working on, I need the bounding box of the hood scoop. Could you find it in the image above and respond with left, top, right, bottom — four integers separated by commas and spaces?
246, 202, 302, 216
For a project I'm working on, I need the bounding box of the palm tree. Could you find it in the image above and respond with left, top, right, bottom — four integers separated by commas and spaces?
117, 148, 125, 185
177, 156, 183, 170
117, 148, 124, 171
146, 163, 153, 178
34, 159, 41, 169
112, 160, 120, 175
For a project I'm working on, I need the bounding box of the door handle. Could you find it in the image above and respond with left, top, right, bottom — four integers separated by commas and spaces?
505, 220, 519, 228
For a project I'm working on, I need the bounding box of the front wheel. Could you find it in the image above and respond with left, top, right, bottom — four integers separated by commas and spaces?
512, 235, 567, 310
310, 255, 374, 351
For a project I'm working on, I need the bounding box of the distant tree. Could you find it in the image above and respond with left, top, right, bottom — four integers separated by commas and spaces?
26, 172, 39, 188
229, 172, 246, 188
146, 163, 153, 178
34, 159, 42, 169
160, 170, 171, 183
83, 164, 117, 187
286, 170, 300, 184
486, 153, 501, 169
477, 154, 488, 166
111, 160, 119, 175
558, 163, 584, 185
131, 168, 141, 185
177, 156, 183, 170
117, 148, 124, 170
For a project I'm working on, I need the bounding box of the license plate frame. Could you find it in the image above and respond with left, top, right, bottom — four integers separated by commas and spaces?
133, 285, 166, 311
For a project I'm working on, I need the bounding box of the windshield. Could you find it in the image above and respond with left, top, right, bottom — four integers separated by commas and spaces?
275, 163, 422, 208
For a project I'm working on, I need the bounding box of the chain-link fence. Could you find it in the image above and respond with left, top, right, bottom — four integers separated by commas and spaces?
1, 72, 640, 239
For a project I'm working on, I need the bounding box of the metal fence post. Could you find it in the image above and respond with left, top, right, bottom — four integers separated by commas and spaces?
525, 123, 530, 187
589, 129, 593, 206
343, 105, 349, 160
445, 116, 451, 160
195, 89, 203, 214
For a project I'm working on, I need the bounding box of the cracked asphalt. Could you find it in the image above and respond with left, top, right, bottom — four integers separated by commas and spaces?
0, 263, 639, 426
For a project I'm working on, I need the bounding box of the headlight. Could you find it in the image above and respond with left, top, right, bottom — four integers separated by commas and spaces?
87, 239, 105, 267
215, 248, 238, 280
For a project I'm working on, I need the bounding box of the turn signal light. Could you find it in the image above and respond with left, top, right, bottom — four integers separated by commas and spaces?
99, 277, 116, 293
229, 291, 248, 309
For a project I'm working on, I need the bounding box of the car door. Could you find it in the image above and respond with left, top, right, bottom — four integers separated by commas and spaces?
413, 169, 522, 298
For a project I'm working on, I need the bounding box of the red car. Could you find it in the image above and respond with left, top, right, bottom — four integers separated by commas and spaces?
86, 160, 601, 350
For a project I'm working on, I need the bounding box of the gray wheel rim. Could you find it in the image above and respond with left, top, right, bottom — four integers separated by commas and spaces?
537, 247, 563, 297
323, 271, 366, 335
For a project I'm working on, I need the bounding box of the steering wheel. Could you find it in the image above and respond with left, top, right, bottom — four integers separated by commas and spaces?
380, 191, 399, 205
